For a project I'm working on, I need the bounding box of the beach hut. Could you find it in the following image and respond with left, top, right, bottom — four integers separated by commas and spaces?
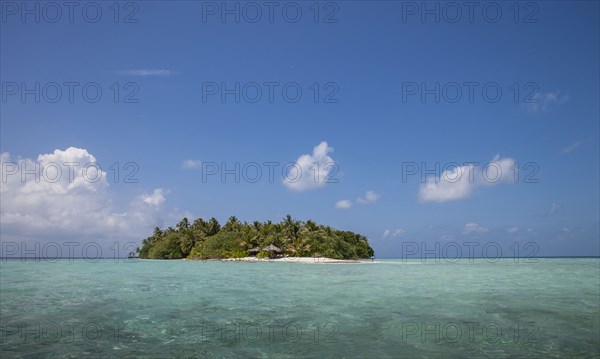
248, 247, 260, 256
262, 244, 282, 258
313, 252, 322, 263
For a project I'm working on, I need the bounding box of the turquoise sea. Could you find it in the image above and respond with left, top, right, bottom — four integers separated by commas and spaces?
1, 258, 599, 358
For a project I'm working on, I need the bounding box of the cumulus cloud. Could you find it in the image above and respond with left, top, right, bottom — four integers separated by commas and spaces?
463, 223, 489, 234
335, 199, 352, 209
356, 191, 381, 204
383, 229, 390, 238
283, 141, 336, 191
481, 155, 517, 185
419, 164, 474, 202
419, 155, 516, 203
142, 188, 166, 207
182, 159, 202, 169
0, 147, 166, 245
506, 227, 519, 234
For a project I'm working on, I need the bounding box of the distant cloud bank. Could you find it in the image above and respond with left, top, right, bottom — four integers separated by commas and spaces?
1, 147, 166, 243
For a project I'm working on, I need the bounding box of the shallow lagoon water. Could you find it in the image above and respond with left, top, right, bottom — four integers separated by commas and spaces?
1, 258, 599, 358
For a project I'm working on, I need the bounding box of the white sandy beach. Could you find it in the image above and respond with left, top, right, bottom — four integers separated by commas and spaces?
219, 256, 370, 264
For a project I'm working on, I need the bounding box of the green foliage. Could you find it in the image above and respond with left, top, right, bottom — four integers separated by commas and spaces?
137, 215, 375, 260
191, 232, 244, 259
256, 251, 270, 259
147, 231, 183, 259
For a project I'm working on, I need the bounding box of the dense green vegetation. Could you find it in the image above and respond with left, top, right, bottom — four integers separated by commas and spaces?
137, 215, 375, 260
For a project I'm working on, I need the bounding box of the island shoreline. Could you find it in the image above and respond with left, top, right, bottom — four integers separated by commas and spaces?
167, 256, 372, 264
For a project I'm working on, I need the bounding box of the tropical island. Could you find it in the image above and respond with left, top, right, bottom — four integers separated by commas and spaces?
137, 215, 375, 260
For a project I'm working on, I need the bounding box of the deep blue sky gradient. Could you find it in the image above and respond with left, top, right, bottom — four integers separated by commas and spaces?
1, 1, 598, 256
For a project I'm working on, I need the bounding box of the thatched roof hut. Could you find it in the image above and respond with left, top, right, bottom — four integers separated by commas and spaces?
262, 244, 281, 252
248, 247, 260, 253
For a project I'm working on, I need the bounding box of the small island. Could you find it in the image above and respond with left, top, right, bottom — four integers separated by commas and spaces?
137, 215, 375, 260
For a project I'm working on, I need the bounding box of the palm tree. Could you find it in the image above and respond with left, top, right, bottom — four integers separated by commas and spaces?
192, 218, 208, 233
282, 215, 306, 255
304, 220, 318, 232
282, 215, 295, 236
180, 232, 195, 256
177, 217, 190, 231
207, 217, 221, 236
223, 216, 241, 232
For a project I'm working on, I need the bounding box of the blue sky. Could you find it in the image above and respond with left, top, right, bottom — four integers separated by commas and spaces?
1, 1, 599, 257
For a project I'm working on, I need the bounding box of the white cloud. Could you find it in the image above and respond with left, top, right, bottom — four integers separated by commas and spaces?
356, 191, 381, 204
419, 155, 516, 203
560, 141, 582, 154
383, 228, 404, 239
393, 228, 405, 238
283, 141, 336, 191
335, 199, 352, 209
525, 91, 569, 112
482, 155, 517, 185
182, 159, 202, 169
121, 69, 174, 77
506, 227, 519, 234
142, 188, 166, 207
419, 164, 474, 202
463, 223, 489, 234
334, 191, 380, 209
1, 147, 167, 244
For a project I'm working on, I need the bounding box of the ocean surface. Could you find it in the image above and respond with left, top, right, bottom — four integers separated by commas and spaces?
1, 258, 599, 358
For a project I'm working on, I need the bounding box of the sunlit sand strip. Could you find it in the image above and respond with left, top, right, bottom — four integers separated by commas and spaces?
218, 256, 371, 264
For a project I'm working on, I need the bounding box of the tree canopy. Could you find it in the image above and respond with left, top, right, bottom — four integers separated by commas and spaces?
137, 215, 375, 260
